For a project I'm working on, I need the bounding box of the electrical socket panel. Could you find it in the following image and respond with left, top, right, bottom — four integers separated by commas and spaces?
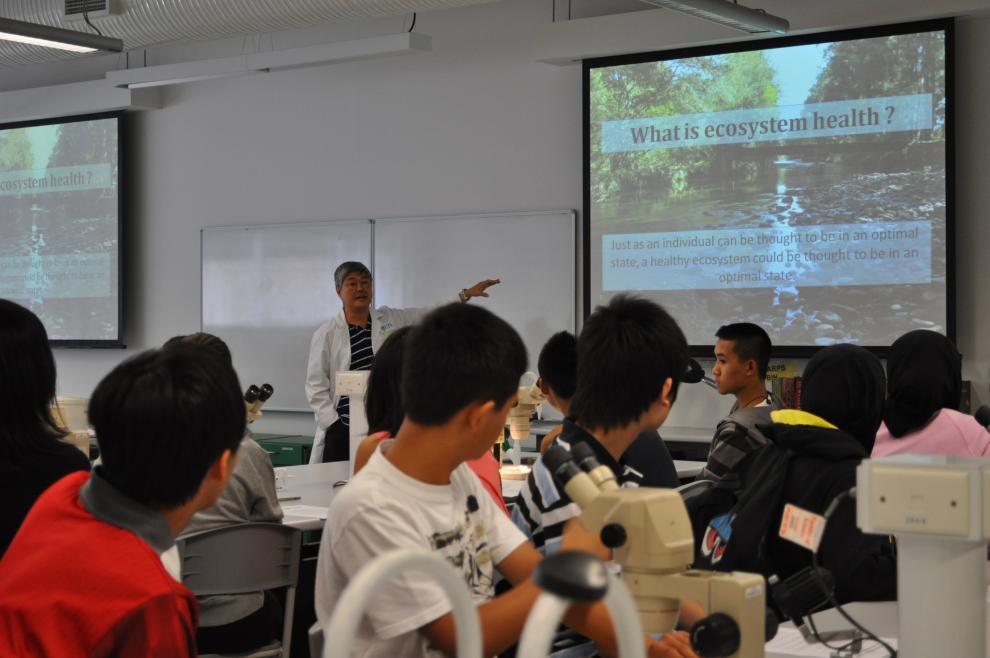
858, 456, 990, 540
335, 370, 369, 396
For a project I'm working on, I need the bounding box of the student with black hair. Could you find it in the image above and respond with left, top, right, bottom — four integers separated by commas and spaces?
0, 299, 90, 558
535, 331, 578, 453
315, 303, 698, 658
0, 345, 246, 658
873, 329, 990, 457
352, 326, 507, 513
701, 323, 782, 483
514, 296, 688, 556
167, 333, 284, 655
536, 330, 679, 489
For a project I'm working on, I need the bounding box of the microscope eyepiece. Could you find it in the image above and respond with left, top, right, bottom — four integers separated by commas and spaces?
244, 384, 261, 403
570, 442, 601, 472
543, 444, 575, 474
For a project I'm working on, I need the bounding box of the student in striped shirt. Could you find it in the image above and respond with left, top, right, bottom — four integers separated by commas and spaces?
512, 296, 689, 555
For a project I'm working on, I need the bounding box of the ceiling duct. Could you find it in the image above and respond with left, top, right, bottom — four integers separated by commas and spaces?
0, 0, 498, 67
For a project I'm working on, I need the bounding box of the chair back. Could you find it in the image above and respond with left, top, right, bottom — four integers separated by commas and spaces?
177, 523, 301, 657
677, 478, 716, 504
178, 522, 301, 595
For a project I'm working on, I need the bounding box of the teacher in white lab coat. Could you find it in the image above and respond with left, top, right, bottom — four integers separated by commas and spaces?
306, 261, 500, 462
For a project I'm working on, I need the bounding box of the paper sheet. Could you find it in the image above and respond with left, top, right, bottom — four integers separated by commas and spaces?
766, 628, 897, 657
281, 504, 328, 520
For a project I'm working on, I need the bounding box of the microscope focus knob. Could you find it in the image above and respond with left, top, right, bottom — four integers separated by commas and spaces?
600, 523, 627, 549
690, 612, 740, 657
532, 551, 609, 602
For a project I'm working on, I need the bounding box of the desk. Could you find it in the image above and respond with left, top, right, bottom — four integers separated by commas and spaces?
662, 426, 714, 444
279, 462, 349, 531
767, 572, 990, 658
766, 603, 899, 658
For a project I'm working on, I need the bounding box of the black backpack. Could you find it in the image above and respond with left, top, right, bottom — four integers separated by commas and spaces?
687, 436, 792, 574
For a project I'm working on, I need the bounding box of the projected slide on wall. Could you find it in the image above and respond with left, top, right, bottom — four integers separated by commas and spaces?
0, 114, 120, 343
586, 25, 948, 349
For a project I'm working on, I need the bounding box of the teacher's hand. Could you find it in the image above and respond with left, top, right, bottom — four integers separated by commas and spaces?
463, 278, 500, 300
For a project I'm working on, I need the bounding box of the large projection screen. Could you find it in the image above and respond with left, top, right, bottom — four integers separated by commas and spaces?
585, 20, 952, 355
0, 112, 122, 346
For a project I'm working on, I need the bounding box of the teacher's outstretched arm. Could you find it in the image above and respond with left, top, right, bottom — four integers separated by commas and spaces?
458, 278, 501, 303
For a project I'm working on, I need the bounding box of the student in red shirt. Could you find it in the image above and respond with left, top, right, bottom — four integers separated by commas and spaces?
0, 345, 247, 658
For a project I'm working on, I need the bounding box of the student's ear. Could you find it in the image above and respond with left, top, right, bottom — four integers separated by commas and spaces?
659, 377, 674, 410
464, 399, 498, 432
207, 448, 237, 486
643, 377, 675, 430
194, 448, 237, 511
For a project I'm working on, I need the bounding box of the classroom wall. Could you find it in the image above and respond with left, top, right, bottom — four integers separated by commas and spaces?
0, 1, 987, 435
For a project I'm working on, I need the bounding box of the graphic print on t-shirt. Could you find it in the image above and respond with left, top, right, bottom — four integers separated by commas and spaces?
427, 495, 495, 600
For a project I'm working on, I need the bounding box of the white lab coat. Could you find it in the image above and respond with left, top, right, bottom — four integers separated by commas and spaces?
305, 305, 437, 463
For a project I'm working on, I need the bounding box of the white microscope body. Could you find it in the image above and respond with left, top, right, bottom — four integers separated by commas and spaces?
545, 444, 767, 658
858, 454, 990, 658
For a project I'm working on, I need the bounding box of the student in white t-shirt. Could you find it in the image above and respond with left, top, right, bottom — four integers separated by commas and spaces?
315, 303, 698, 658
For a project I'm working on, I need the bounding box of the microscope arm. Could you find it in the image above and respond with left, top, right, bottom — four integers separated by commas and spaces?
323, 549, 482, 658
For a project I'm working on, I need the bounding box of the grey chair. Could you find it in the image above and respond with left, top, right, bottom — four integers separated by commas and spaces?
177, 523, 302, 658
308, 622, 324, 658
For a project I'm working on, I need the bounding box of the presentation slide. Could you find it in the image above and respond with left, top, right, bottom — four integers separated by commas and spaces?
587, 26, 948, 349
0, 114, 120, 343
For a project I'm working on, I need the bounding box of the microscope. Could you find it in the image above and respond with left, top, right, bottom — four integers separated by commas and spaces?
507, 375, 548, 442
498, 374, 548, 474
244, 383, 274, 423
544, 443, 768, 658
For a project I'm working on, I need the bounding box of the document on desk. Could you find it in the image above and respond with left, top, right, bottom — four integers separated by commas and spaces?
281, 504, 328, 520
766, 628, 897, 656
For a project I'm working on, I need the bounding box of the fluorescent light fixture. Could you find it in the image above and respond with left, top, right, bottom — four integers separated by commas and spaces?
106, 55, 253, 89
0, 16, 123, 53
107, 33, 431, 89
639, 0, 789, 34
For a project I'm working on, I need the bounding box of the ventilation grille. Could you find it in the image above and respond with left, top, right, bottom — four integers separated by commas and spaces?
64, 0, 119, 21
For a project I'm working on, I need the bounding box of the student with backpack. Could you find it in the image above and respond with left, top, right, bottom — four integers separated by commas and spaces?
693, 344, 896, 604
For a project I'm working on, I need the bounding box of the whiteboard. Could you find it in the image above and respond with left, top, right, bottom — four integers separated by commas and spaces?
202, 210, 577, 412
373, 210, 577, 388
202, 220, 372, 412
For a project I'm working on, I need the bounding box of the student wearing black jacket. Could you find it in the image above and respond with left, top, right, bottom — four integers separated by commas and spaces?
762, 344, 896, 603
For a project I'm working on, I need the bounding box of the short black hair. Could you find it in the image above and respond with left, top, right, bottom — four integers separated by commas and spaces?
365, 326, 413, 436
570, 296, 688, 432
537, 331, 577, 401
715, 323, 772, 379
89, 346, 246, 510
402, 303, 527, 426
